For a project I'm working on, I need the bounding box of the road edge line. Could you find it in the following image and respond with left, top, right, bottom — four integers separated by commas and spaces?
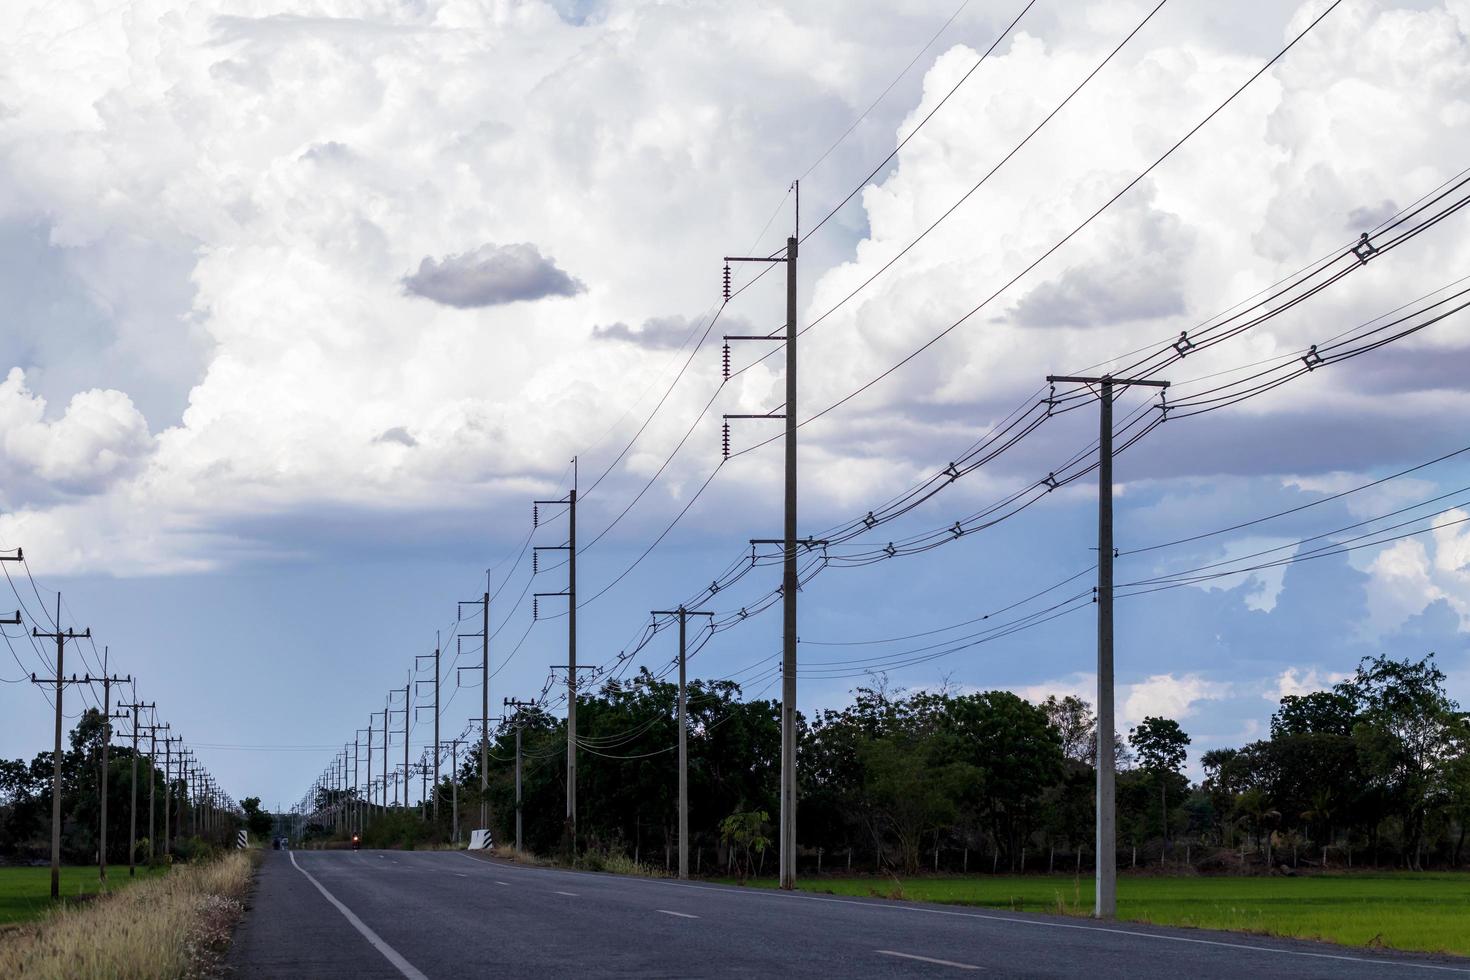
289, 852, 429, 980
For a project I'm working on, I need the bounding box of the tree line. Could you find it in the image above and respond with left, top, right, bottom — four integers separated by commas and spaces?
0, 710, 236, 863
309, 652, 1470, 876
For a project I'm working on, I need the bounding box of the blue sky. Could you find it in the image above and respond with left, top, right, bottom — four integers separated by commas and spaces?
2, 0, 1470, 808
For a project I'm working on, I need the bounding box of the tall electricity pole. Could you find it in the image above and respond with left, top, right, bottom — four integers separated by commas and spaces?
401, 684, 410, 813
440, 738, 466, 843
457, 591, 491, 832
723, 183, 800, 888
85, 647, 131, 885
30, 592, 90, 899
355, 729, 369, 834
505, 698, 536, 853
651, 606, 714, 880
533, 461, 578, 847
144, 721, 169, 861
1045, 372, 1168, 918
415, 645, 441, 822
377, 706, 390, 811
121, 700, 153, 876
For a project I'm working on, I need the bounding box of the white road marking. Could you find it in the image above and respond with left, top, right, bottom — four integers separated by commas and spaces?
656, 910, 699, 919
289, 851, 428, 980
496, 881, 511, 886
877, 950, 982, 971
555, 890, 578, 897
455, 873, 468, 878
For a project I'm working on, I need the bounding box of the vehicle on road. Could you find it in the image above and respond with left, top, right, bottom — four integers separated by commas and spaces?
351, 833, 361, 850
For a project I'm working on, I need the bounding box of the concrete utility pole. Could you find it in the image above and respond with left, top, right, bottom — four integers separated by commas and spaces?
415, 645, 441, 822
162, 736, 176, 857
723, 184, 800, 888
533, 460, 579, 847
121, 701, 153, 876
1045, 373, 1168, 918
365, 715, 375, 822
652, 606, 714, 880
505, 699, 536, 853
440, 738, 466, 843
458, 591, 491, 832
85, 647, 132, 885
30, 592, 90, 900
376, 707, 389, 811
144, 722, 169, 861
355, 729, 369, 834
402, 684, 410, 812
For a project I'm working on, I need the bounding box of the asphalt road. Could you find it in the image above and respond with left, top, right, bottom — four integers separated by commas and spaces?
226, 849, 1470, 979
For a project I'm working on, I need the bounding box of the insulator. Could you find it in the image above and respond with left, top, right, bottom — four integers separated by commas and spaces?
722, 342, 730, 379
532, 551, 539, 574
533, 504, 539, 527
722, 420, 730, 459
533, 597, 539, 620
722, 263, 731, 302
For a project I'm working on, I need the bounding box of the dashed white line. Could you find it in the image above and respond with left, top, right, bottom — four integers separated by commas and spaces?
656, 910, 699, 919
495, 881, 511, 886
288, 851, 428, 980
454, 873, 468, 878
555, 890, 578, 897
877, 949, 982, 971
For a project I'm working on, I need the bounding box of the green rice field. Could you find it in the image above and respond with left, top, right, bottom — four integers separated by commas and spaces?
726, 872, 1470, 957
0, 865, 169, 926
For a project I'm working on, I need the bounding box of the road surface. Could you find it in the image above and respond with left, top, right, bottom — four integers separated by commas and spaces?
225, 849, 1470, 978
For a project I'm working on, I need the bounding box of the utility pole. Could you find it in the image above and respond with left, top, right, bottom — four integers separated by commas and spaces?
366, 714, 376, 822
1045, 373, 1168, 918
121, 700, 154, 876
533, 461, 578, 848
377, 706, 390, 811
440, 739, 466, 843
163, 735, 179, 857
145, 722, 169, 861
85, 647, 132, 885
505, 698, 536, 853
457, 591, 491, 832
402, 684, 410, 813
355, 729, 369, 834
651, 606, 714, 880
30, 592, 90, 900
415, 644, 441, 823
722, 184, 800, 888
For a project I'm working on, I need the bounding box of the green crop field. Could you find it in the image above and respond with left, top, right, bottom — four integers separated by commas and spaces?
722, 873, 1470, 957
0, 865, 169, 926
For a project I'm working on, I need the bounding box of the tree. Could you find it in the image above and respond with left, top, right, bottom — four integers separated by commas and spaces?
1042, 695, 1094, 764
1347, 653, 1460, 869
1129, 716, 1190, 845
241, 797, 274, 839
719, 810, 770, 883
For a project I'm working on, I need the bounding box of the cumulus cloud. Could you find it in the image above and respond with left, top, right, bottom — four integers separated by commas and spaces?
592, 314, 753, 350
0, 368, 153, 495
0, 0, 1468, 581
373, 426, 417, 447
1267, 666, 1349, 701
1121, 673, 1231, 726
403, 243, 585, 309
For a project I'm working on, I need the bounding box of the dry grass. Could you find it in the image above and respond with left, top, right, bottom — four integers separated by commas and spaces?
0, 852, 255, 979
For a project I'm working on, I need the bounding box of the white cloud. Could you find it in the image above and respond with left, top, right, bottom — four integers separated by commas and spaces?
1, 0, 1469, 576
0, 368, 153, 495
1121, 672, 1231, 726
1267, 666, 1349, 701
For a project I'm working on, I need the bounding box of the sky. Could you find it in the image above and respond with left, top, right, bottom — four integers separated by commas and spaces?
2, 0, 1469, 811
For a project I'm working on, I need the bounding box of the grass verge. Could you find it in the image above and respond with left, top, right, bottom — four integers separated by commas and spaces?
0, 852, 256, 979
718, 872, 1470, 957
